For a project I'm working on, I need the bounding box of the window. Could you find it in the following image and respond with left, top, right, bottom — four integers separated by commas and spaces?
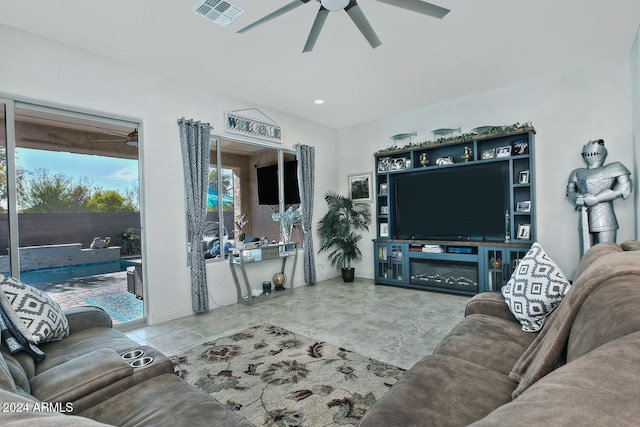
202, 137, 301, 260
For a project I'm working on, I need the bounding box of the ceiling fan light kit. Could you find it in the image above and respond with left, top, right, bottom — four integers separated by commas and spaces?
237, 0, 450, 52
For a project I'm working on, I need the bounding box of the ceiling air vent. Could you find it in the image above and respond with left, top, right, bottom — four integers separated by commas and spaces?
193, 0, 244, 28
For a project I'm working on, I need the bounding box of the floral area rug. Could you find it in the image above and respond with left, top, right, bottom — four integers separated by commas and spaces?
171, 324, 405, 426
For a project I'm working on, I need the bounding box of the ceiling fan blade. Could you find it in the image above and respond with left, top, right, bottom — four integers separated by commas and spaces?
373, 0, 450, 19
303, 6, 330, 53
345, 1, 381, 49
237, 0, 311, 34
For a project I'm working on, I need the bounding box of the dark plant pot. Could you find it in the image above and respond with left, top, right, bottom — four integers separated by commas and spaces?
341, 268, 355, 282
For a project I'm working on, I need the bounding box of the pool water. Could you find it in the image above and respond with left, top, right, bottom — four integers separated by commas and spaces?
17, 260, 136, 287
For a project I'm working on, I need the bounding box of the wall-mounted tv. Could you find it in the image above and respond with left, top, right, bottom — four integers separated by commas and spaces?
257, 161, 300, 205
392, 162, 509, 241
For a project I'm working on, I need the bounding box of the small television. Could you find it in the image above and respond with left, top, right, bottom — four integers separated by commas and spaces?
392, 162, 509, 241
257, 161, 301, 205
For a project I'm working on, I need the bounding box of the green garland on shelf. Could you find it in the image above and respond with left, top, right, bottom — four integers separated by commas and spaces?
374, 122, 534, 155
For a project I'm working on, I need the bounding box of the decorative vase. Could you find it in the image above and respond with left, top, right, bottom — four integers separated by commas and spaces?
262, 281, 272, 295
280, 224, 292, 244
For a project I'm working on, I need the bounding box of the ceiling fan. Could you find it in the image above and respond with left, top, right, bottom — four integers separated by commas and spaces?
92, 129, 139, 146
237, 0, 450, 52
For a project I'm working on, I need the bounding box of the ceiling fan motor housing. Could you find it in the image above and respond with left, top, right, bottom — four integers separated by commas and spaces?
320, 0, 350, 10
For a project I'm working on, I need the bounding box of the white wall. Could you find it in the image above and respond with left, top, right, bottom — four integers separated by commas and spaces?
338, 58, 636, 278
0, 24, 340, 324
632, 28, 640, 236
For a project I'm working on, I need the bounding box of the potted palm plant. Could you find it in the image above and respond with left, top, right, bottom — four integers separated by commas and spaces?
317, 191, 372, 282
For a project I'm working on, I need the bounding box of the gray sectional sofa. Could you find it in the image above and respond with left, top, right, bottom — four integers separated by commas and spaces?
1, 305, 252, 426
360, 240, 640, 426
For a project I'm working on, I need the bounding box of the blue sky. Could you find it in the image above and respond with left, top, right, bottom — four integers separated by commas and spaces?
16, 148, 138, 194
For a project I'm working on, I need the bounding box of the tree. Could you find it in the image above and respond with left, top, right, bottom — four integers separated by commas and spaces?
87, 189, 136, 212
19, 169, 92, 213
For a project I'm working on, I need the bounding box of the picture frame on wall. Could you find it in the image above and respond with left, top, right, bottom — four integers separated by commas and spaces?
519, 170, 530, 184
348, 172, 373, 202
517, 224, 531, 240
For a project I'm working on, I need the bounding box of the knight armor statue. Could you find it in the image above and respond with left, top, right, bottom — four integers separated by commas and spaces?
566, 139, 632, 255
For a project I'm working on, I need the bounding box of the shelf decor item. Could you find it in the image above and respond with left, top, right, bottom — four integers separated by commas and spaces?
516, 201, 531, 212
272, 272, 286, 291
517, 224, 531, 240
272, 206, 301, 244
379, 183, 388, 194
262, 281, 272, 295
519, 170, 530, 184
462, 146, 473, 162
496, 146, 512, 158
481, 148, 496, 160
378, 157, 390, 172
317, 191, 372, 282
419, 153, 429, 167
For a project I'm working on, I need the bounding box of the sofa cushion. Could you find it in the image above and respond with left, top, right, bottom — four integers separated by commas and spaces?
572, 241, 623, 281
79, 373, 254, 427
359, 354, 517, 427
471, 331, 640, 426
0, 388, 109, 426
0, 274, 69, 344
567, 273, 640, 362
30, 348, 132, 406
434, 313, 537, 376
501, 242, 571, 332
36, 327, 138, 375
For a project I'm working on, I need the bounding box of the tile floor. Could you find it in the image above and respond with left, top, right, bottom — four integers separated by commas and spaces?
124, 278, 470, 370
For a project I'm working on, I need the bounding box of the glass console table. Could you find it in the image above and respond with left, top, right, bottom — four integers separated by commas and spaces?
228, 242, 298, 305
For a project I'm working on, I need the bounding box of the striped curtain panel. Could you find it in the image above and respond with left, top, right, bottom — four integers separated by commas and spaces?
295, 144, 317, 284
178, 118, 211, 313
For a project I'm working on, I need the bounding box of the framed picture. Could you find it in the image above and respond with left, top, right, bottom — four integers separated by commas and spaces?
512, 139, 529, 155
379, 223, 389, 237
379, 183, 388, 194
517, 224, 531, 240
496, 145, 512, 158
519, 170, 530, 184
481, 148, 496, 160
348, 172, 373, 202
380, 206, 389, 215
377, 157, 390, 172
516, 201, 531, 212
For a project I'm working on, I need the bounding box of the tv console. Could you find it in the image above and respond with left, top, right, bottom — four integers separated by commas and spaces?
373, 128, 536, 295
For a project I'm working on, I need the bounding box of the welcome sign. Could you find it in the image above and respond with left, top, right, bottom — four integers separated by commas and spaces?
225, 109, 282, 143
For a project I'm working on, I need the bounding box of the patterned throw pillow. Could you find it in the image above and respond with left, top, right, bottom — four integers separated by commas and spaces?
0, 274, 69, 344
502, 242, 571, 332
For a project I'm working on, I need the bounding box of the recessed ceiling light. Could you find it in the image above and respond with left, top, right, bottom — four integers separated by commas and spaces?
314, 99, 325, 105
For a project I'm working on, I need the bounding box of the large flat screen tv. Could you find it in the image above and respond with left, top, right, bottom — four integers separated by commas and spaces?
257, 161, 300, 205
392, 162, 509, 241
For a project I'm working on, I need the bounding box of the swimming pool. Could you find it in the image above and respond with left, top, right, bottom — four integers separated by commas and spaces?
15, 260, 137, 287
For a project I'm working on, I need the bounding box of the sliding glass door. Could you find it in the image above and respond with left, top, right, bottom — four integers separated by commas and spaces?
1, 98, 144, 324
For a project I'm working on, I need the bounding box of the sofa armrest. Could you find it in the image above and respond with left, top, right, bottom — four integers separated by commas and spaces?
64, 307, 113, 334
464, 292, 517, 322
30, 348, 132, 407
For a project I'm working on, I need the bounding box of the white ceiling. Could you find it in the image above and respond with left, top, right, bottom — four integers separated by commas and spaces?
1, 0, 640, 129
